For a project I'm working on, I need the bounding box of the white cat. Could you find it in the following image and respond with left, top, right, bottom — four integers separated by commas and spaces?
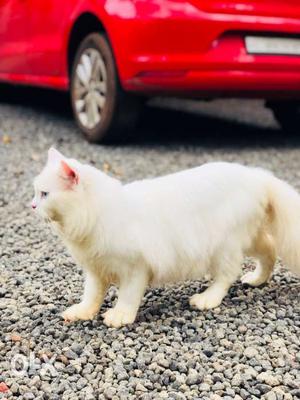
32, 148, 300, 328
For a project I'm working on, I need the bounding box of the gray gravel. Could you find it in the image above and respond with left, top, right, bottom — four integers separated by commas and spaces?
0, 91, 299, 400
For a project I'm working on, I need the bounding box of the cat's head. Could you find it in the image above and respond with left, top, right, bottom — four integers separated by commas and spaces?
32, 147, 82, 224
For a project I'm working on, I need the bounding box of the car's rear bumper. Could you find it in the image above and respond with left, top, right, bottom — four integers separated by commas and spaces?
124, 70, 300, 98
108, 1, 300, 97
123, 35, 300, 97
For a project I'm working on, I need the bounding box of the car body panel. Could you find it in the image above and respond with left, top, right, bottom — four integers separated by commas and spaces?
194, 0, 300, 18
1, 0, 300, 97
0, 0, 30, 75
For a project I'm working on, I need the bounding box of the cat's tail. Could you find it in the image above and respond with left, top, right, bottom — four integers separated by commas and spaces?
268, 176, 300, 276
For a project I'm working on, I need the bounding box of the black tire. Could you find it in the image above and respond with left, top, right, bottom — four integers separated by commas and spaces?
70, 33, 141, 143
266, 101, 300, 133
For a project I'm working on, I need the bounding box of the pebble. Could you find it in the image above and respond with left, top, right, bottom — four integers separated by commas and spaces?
104, 387, 116, 399
136, 383, 148, 392
244, 347, 259, 358
263, 391, 277, 400
257, 372, 280, 387
186, 369, 201, 385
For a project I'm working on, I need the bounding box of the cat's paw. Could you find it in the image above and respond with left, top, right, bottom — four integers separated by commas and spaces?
102, 307, 136, 328
241, 271, 266, 287
189, 292, 222, 310
61, 303, 98, 322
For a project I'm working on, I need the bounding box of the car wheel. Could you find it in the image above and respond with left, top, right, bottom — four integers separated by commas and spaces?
266, 101, 300, 133
70, 33, 141, 143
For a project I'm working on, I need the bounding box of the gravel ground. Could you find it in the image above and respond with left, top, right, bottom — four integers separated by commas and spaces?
0, 91, 299, 400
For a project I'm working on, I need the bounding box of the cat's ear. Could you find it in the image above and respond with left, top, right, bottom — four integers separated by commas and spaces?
48, 147, 64, 164
60, 160, 79, 185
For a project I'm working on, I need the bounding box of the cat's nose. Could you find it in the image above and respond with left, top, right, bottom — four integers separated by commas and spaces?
31, 202, 37, 209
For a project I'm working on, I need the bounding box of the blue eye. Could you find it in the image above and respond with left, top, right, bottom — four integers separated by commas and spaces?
41, 191, 49, 199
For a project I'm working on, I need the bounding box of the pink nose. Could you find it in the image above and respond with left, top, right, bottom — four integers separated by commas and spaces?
32, 202, 37, 209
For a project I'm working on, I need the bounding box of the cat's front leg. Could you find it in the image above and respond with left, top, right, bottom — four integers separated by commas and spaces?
102, 268, 149, 328
62, 271, 108, 322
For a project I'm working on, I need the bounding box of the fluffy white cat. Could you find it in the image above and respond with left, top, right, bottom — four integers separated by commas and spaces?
32, 148, 300, 328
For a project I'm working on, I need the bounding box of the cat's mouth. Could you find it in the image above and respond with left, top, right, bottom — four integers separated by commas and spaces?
37, 207, 61, 224
35, 209, 52, 224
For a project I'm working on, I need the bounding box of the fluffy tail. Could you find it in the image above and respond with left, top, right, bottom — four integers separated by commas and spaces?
268, 176, 300, 276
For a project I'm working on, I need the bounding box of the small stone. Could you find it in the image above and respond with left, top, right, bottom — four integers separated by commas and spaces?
159, 391, 169, 399
199, 383, 210, 391
263, 391, 277, 400
71, 343, 84, 355
10, 383, 19, 394
203, 349, 214, 357
238, 325, 248, 333
11, 333, 22, 342
232, 374, 242, 386
124, 338, 134, 346
215, 328, 225, 339
104, 387, 116, 399
213, 382, 224, 391
23, 393, 35, 400
153, 354, 169, 368
256, 384, 272, 394
76, 377, 87, 390
115, 366, 128, 381
257, 372, 280, 387
212, 362, 224, 372
136, 383, 147, 392
244, 347, 258, 358
0, 382, 9, 393
170, 393, 186, 400
210, 395, 222, 400
271, 339, 285, 350
57, 355, 69, 365
291, 389, 300, 397
31, 376, 40, 387
186, 369, 201, 385
64, 349, 77, 360
220, 339, 232, 348
240, 388, 249, 399
226, 388, 235, 396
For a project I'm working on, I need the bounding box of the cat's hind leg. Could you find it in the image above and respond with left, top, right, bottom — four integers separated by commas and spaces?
190, 246, 242, 310
241, 232, 276, 287
102, 267, 149, 328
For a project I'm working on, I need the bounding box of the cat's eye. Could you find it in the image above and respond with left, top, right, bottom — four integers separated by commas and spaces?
41, 191, 49, 199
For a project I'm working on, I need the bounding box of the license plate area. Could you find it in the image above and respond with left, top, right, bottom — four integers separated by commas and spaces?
245, 36, 300, 56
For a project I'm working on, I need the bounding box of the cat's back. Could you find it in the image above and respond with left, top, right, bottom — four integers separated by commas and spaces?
124, 162, 264, 196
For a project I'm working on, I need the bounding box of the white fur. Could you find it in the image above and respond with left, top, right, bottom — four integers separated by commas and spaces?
32, 148, 300, 327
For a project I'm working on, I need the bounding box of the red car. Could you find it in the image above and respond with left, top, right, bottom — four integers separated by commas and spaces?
1, 0, 300, 142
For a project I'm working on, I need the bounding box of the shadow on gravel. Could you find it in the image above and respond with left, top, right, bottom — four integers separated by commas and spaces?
1, 83, 300, 148
135, 106, 284, 149
0, 83, 72, 119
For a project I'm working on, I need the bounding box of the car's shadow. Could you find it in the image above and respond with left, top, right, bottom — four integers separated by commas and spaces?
1, 84, 299, 148
0, 84, 73, 117
136, 104, 282, 148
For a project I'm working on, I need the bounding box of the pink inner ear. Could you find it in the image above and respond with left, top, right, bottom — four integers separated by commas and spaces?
61, 160, 79, 184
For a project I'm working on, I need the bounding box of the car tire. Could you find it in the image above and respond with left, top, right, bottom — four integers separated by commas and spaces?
70, 33, 141, 143
266, 101, 300, 133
